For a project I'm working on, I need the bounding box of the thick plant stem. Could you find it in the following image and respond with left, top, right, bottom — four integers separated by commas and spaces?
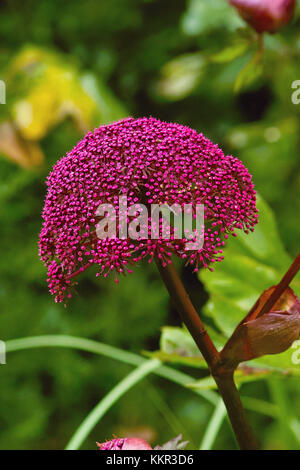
155, 258, 258, 450
155, 259, 219, 369
213, 372, 257, 450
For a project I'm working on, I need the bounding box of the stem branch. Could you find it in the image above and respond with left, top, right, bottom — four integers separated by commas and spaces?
258, 253, 300, 317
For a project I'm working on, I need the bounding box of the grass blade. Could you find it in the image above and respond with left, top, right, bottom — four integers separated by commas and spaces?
199, 399, 226, 450
65, 359, 161, 450
6, 335, 218, 405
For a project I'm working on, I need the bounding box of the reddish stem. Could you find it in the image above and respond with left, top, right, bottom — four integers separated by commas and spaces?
67, 263, 91, 280
155, 258, 258, 450
258, 253, 300, 317
155, 259, 219, 369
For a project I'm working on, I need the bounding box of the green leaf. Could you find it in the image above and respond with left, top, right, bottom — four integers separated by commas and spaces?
234, 57, 263, 93
156, 53, 205, 101
187, 366, 276, 390
160, 326, 200, 357
210, 41, 250, 64
146, 326, 208, 369
3, 46, 126, 145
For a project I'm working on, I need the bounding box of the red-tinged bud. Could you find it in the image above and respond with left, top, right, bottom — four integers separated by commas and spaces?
96, 434, 188, 450
97, 437, 152, 450
220, 286, 300, 368
228, 0, 296, 33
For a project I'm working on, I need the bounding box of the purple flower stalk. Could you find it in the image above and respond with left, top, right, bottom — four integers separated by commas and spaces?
39, 117, 258, 302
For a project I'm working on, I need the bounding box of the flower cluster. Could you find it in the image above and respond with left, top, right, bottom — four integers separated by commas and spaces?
39, 117, 258, 302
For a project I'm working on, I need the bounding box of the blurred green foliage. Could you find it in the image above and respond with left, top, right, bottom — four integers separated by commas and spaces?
0, 0, 299, 450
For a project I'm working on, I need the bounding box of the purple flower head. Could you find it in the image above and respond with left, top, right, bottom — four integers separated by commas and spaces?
39, 117, 258, 302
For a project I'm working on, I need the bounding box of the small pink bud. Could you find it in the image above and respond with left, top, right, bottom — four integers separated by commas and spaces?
228, 0, 296, 33
220, 286, 300, 367
97, 437, 152, 450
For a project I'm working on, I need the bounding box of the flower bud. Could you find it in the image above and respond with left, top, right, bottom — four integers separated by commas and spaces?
97, 434, 188, 450
220, 286, 300, 367
97, 437, 152, 450
228, 0, 296, 33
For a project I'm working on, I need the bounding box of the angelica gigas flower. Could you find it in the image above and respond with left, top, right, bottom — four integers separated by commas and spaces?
39, 117, 258, 302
